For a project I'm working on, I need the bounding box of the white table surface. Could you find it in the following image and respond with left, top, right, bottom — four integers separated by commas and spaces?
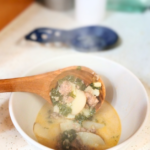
0, 2, 150, 150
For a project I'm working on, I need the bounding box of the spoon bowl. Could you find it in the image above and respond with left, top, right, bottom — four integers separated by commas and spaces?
0, 66, 105, 111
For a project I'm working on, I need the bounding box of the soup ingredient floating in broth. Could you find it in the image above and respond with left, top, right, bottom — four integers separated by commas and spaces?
50, 75, 102, 120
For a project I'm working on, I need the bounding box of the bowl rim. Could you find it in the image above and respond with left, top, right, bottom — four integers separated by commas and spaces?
9, 54, 150, 150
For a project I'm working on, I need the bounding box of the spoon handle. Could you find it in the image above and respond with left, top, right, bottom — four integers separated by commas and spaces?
0, 73, 53, 102
0, 76, 42, 93
25, 28, 69, 43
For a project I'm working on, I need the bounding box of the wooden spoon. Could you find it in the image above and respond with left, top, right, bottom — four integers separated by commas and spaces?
0, 66, 105, 111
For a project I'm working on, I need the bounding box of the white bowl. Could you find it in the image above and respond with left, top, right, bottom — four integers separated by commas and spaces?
9, 54, 149, 150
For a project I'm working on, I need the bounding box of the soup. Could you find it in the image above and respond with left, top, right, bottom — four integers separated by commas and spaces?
33, 75, 121, 150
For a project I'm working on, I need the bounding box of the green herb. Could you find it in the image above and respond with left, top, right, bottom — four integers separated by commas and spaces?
76, 78, 82, 83
77, 66, 81, 70
75, 78, 85, 90
75, 108, 95, 125
112, 135, 119, 138
57, 103, 72, 116
80, 84, 87, 91
68, 91, 76, 98
50, 89, 63, 105
51, 88, 61, 97
75, 113, 87, 125
61, 129, 77, 150
90, 83, 100, 90
58, 75, 86, 91
62, 129, 76, 142
51, 96, 63, 105
58, 79, 65, 85
90, 107, 95, 116
111, 135, 119, 143
51, 98, 57, 105
66, 75, 76, 83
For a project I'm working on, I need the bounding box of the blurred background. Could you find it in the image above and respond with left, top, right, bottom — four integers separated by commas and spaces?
0, 0, 150, 30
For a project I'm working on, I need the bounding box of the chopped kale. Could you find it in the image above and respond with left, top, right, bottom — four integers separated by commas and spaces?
58, 75, 76, 85
68, 91, 76, 98
62, 129, 76, 142
80, 84, 87, 91
90, 83, 100, 90
57, 103, 72, 116
58, 79, 65, 85
50, 89, 63, 105
51, 98, 58, 105
75, 78, 85, 90
67, 75, 76, 83
76, 78, 82, 83
75, 108, 95, 125
61, 129, 77, 150
51, 88, 61, 97
75, 113, 87, 125
90, 107, 95, 116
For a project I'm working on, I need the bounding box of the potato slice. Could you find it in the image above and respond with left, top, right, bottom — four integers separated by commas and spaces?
33, 123, 60, 148
82, 108, 90, 117
33, 123, 49, 139
82, 121, 104, 130
53, 105, 59, 113
77, 132, 105, 148
60, 120, 81, 132
93, 82, 101, 87
85, 86, 100, 96
85, 86, 93, 94
71, 90, 86, 115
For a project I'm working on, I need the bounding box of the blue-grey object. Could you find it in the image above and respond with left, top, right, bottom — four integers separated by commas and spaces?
25, 26, 118, 51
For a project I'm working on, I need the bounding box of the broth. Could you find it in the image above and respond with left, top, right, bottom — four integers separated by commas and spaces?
33, 101, 121, 150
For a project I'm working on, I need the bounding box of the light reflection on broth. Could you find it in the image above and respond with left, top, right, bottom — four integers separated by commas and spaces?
33, 101, 121, 150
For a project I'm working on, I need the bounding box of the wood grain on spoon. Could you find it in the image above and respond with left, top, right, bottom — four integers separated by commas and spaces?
0, 66, 105, 111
